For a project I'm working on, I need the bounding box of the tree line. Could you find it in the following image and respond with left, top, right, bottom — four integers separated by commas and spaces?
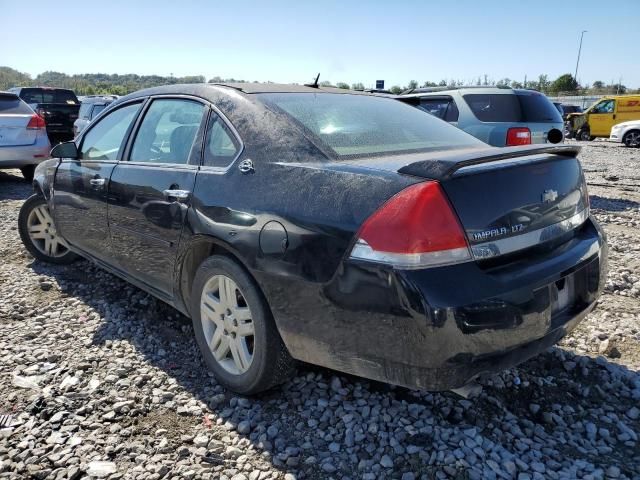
1, 66, 636, 97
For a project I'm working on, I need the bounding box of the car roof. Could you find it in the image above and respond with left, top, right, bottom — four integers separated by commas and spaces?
80, 96, 115, 104
0, 91, 19, 98
117, 82, 381, 102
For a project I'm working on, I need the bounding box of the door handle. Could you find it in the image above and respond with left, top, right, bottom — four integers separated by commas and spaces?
163, 189, 191, 202
89, 178, 106, 187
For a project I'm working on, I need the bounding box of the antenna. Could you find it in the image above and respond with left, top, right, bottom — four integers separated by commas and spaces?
305, 73, 320, 88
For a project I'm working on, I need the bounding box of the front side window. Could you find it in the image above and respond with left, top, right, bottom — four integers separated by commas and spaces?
591, 100, 615, 114
80, 102, 141, 161
130, 99, 205, 164
259, 93, 481, 158
203, 114, 241, 167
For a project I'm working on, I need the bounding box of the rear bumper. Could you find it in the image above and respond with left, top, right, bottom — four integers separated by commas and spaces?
261, 217, 607, 390
0, 136, 51, 167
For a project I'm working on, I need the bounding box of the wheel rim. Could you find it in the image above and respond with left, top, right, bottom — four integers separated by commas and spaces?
200, 275, 255, 375
26, 204, 69, 258
625, 132, 640, 147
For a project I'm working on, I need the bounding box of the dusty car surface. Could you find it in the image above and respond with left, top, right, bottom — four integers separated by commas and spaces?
18, 83, 607, 394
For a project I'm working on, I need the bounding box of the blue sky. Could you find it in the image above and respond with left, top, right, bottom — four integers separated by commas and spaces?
2, 0, 638, 88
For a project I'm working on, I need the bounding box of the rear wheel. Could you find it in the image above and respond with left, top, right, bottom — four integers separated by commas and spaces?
190, 255, 295, 394
623, 130, 640, 148
18, 194, 78, 264
20, 165, 35, 182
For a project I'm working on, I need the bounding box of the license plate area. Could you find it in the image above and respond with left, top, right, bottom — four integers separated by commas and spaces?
552, 275, 575, 314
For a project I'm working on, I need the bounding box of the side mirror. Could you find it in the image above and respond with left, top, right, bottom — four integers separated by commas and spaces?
51, 141, 79, 159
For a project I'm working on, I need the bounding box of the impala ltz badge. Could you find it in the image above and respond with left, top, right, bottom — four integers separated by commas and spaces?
472, 223, 525, 241
542, 189, 558, 203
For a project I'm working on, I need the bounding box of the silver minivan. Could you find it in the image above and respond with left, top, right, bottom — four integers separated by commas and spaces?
398, 86, 564, 147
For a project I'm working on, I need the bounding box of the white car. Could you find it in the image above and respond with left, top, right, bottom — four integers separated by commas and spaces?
609, 120, 640, 147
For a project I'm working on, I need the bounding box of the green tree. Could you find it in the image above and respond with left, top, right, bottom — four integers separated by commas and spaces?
511, 81, 523, 89
336, 82, 350, 89
389, 85, 403, 94
319, 80, 333, 87
406, 80, 418, 90
421, 81, 437, 88
537, 74, 550, 93
592, 80, 604, 90
351, 82, 365, 90
550, 74, 577, 93
438, 80, 447, 87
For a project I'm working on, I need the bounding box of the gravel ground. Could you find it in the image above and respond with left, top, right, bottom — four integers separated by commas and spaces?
1, 141, 639, 480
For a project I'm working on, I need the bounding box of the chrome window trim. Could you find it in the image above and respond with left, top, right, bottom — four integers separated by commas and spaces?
470, 208, 590, 260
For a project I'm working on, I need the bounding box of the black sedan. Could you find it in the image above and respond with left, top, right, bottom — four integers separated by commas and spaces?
19, 83, 607, 394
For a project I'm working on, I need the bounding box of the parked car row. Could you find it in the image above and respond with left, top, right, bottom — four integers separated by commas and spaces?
564, 94, 640, 147
18, 82, 607, 394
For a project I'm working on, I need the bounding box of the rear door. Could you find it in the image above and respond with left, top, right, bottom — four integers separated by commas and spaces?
0, 94, 37, 147
588, 99, 616, 136
107, 97, 207, 294
52, 101, 144, 260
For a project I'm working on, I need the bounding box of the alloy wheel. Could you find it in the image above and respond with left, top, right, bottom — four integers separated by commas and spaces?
624, 131, 640, 147
200, 275, 255, 375
26, 205, 69, 258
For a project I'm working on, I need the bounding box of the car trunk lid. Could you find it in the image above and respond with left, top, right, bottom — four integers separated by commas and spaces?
0, 114, 37, 147
349, 144, 588, 262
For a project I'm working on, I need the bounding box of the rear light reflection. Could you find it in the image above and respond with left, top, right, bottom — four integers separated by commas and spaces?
506, 127, 531, 146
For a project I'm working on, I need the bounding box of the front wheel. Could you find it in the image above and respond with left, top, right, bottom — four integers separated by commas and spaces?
623, 130, 640, 148
577, 129, 592, 141
190, 255, 295, 394
18, 194, 78, 264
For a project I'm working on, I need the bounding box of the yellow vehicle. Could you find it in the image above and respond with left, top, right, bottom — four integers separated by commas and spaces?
566, 95, 640, 141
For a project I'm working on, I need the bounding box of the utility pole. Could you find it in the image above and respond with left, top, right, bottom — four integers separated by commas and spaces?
574, 30, 587, 87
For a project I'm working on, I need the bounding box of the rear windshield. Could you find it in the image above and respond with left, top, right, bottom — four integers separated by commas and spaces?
259, 93, 482, 158
463, 92, 562, 123
0, 95, 33, 114
19, 88, 78, 105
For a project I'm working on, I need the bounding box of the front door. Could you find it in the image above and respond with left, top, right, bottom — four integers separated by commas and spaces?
588, 99, 616, 137
53, 101, 143, 260
107, 97, 207, 294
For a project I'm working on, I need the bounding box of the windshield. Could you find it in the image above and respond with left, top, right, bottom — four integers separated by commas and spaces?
259, 93, 483, 158
464, 92, 562, 123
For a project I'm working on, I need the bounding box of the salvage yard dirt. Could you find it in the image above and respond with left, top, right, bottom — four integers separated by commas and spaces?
1, 141, 639, 480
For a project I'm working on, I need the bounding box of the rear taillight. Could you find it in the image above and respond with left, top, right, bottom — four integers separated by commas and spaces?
506, 127, 531, 146
27, 114, 46, 130
349, 181, 471, 269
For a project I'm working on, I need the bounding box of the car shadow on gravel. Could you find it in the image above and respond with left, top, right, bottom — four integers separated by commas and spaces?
0, 170, 31, 201
590, 194, 640, 212
29, 258, 640, 478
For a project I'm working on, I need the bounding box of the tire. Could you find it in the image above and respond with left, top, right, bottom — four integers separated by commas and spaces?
190, 255, 295, 394
577, 129, 592, 141
20, 165, 35, 182
18, 194, 78, 264
622, 130, 640, 148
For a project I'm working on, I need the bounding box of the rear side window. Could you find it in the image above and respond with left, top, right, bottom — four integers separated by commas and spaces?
260, 93, 481, 158
203, 114, 241, 168
464, 93, 562, 123
130, 99, 205, 165
0, 95, 32, 114
80, 103, 141, 161
417, 98, 459, 122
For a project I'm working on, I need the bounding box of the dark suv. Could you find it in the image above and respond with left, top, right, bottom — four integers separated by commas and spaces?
9, 87, 80, 142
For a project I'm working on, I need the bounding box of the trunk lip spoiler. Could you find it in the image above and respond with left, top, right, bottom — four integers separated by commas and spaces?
398, 144, 581, 180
